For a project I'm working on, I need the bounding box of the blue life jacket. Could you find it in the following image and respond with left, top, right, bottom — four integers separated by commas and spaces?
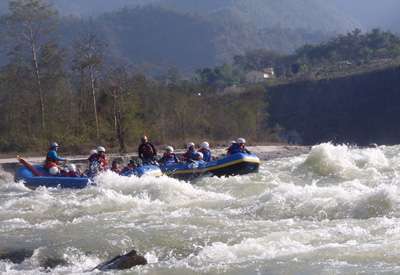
46, 150, 65, 162
199, 148, 212, 162
229, 143, 247, 155
183, 149, 197, 162
162, 153, 178, 164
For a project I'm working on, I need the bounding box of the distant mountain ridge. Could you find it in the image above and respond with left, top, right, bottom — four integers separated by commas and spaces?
0, 0, 399, 72
160, 0, 359, 33
1, 0, 359, 32
1, 0, 399, 33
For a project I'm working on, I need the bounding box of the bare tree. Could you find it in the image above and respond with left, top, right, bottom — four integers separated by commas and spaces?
72, 33, 106, 141
4, 0, 58, 133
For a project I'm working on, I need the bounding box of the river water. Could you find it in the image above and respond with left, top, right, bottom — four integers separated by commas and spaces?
1, 143, 400, 274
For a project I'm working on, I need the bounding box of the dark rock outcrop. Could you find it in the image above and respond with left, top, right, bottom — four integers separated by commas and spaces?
93, 249, 147, 271
269, 65, 400, 145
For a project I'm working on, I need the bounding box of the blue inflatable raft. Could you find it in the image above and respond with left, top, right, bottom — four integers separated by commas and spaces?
161, 153, 260, 180
15, 164, 162, 189
15, 165, 91, 189
120, 164, 163, 178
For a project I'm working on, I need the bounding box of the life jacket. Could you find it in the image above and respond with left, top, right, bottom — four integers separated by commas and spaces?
162, 152, 178, 164
45, 150, 60, 169
227, 145, 234, 155
229, 143, 244, 155
121, 165, 136, 175
229, 143, 249, 155
44, 161, 58, 170
199, 148, 211, 162
88, 153, 108, 170
88, 153, 98, 162
182, 149, 197, 162
98, 155, 108, 170
139, 143, 156, 159
61, 170, 80, 177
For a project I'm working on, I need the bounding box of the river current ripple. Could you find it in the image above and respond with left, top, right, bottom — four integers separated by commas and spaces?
1, 143, 400, 274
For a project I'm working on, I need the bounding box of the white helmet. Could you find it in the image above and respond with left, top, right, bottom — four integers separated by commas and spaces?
200, 142, 210, 149
231, 140, 237, 144
49, 166, 60, 175
237, 138, 246, 144
97, 146, 106, 153
50, 142, 59, 148
90, 149, 97, 155
187, 142, 195, 148
67, 163, 77, 173
195, 152, 204, 160
166, 146, 174, 153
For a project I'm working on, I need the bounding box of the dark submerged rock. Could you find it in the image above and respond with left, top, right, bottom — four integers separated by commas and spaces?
0, 249, 34, 264
93, 249, 147, 271
39, 257, 69, 269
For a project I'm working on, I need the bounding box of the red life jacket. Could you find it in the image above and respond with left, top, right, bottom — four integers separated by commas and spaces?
44, 161, 58, 170
61, 170, 79, 177
98, 155, 108, 169
88, 153, 108, 170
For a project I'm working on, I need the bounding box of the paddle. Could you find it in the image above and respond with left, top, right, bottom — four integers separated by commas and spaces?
16, 156, 44, 176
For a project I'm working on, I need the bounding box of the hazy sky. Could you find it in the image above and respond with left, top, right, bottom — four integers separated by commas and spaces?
334, 0, 400, 31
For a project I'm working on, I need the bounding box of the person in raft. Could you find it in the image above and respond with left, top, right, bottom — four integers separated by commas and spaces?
111, 160, 121, 174
228, 138, 251, 155
198, 141, 212, 162
61, 163, 81, 177
44, 142, 68, 175
138, 136, 157, 164
88, 146, 108, 171
226, 140, 237, 155
160, 146, 179, 164
121, 159, 138, 174
182, 142, 197, 162
193, 152, 205, 162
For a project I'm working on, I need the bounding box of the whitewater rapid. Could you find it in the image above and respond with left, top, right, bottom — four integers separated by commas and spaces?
1, 143, 400, 274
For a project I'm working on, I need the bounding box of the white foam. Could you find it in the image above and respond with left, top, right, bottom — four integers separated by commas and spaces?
302, 143, 389, 180
1, 144, 400, 274
254, 180, 399, 220
189, 236, 313, 266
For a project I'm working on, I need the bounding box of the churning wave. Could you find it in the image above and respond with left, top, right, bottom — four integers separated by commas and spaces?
1, 143, 400, 274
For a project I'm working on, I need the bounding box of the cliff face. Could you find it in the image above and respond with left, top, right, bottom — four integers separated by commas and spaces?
268, 66, 400, 145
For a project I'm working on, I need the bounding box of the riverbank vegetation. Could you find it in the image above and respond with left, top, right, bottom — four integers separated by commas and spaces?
0, 1, 272, 153
197, 28, 400, 87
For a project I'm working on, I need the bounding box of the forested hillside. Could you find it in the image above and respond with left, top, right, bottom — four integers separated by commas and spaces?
58, 7, 219, 72
0, 0, 359, 71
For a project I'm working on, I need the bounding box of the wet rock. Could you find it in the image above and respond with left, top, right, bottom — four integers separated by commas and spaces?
93, 249, 147, 271
39, 257, 68, 269
0, 249, 34, 264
